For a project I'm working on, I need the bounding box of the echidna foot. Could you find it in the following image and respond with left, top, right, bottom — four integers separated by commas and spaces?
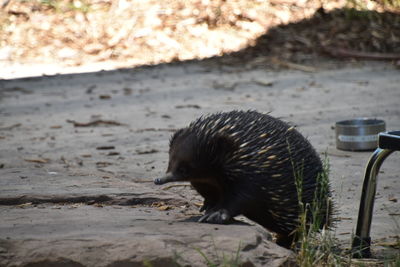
198, 209, 231, 224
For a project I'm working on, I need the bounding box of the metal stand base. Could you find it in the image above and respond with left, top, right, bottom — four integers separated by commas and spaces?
352, 236, 371, 258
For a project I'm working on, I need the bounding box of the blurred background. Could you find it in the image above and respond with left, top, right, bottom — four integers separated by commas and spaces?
0, 0, 399, 77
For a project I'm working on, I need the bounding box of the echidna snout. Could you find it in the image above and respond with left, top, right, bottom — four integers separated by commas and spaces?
154, 172, 177, 185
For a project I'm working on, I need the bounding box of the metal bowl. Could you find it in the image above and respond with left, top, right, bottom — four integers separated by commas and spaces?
335, 118, 386, 151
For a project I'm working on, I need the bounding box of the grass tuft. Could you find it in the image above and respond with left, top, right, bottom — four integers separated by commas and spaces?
194, 238, 242, 267
291, 152, 340, 266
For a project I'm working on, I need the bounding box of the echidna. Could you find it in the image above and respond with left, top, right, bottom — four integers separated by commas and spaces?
154, 110, 331, 248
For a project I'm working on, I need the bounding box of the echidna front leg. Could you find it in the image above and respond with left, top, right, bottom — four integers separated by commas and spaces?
199, 198, 217, 213
191, 182, 219, 213
191, 182, 241, 224
197, 193, 243, 224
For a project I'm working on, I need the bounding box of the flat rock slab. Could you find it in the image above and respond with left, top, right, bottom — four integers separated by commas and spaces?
0, 59, 399, 265
0, 168, 294, 266
0, 205, 294, 266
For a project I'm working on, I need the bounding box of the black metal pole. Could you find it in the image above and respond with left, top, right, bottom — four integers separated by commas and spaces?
351, 148, 393, 258
351, 131, 400, 258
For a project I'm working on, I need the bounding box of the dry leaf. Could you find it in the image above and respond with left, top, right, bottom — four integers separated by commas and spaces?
158, 205, 171, 211
17, 202, 32, 208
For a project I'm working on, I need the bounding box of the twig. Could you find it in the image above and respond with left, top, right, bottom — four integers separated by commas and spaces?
324, 47, 400, 60
270, 57, 317, 72
136, 149, 159, 155
24, 158, 50, 164
162, 184, 191, 190
175, 104, 201, 109
66, 119, 126, 127
0, 123, 21, 131
96, 146, 115, 150
134, 128, 177, 133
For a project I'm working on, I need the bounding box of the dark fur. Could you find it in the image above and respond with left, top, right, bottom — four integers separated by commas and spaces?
157, 110, 331, 248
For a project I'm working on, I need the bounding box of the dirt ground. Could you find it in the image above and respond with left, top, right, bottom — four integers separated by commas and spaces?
1, 1, 400, 265
0, 56, 399, 265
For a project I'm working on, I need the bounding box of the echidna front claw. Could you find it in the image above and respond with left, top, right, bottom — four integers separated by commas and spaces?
198, 209, 231, 224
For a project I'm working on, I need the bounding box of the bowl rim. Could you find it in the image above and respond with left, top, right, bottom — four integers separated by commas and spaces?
335, 118, 386, 128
